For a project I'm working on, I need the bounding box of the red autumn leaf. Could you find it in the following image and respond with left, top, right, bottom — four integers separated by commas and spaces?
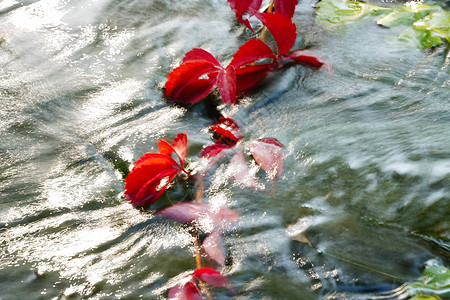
165, 61, 219, 101
203, 231, 226, 266
248, 138, 284, 180
182, 48, 221, 66
199, 143, 232, 159
228, 0, 263, 31
227, 150, 260, 188
157, 202, 211, 224
280, 49, 332, 75
168, 280, 202, 300
210, 118, 242, 145
158, 202, 239, 231
158, 132, 188, 166
255, 12, 296, 57
235, 63, 275, 91
217, 65, 237, 106
230, 39, 276, 69
192, 268, 230, 288
274, 0, 298, 18
212, 206, 240, 228
173, 77, 218, 105
124, 153, 182, 207
132, 168, 179, 208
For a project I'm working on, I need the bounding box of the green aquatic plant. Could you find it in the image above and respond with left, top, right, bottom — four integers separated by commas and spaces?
316, 0, 450, 49
407, 265, 450, 299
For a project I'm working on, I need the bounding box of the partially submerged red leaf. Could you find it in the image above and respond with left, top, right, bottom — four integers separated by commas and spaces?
274, 0, 298, 18
158, 133, 188, 166
230, 39, 276, 69
228, 0, 263, 31
217, 65, 237, 106
235, 63, 274, 91
192, 268, 230, 288
165, 61, 218, 101
157, 202, 210, 224
203, 231, 226, 266
210, 118, 242, 145
168, 280, 202, 300
199, 144, 232, 159
227, 151, 260, 188
249, 138, 284, 180
158, 202, 239, 231
255, 12, 296, 57
280, 49, 332, 75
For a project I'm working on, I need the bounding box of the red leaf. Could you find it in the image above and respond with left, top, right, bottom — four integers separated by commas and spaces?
228, 151, 260, 188
274, 0, 298, 18
182, 48, 221, 66
235, 63, 274, 91
157, 202, 211, 224
249, 139, 284, 180
203, 231, 226, 266
132, 169, 179, 208
228, 0, 263, 31
217, 65, 237, 106
255, 12, 296, 57
192, 268, 230, 288
158, 133, 188, 166
199, 143, 231, 159
124, 153, 182, 207
168, 280, 202, 300
230, 39, 276, 69
209, 118, 242, 145
211, 206, 240, 228
165, 61, 219, 102
280, 50, 332, 75
172, 78, 218, 105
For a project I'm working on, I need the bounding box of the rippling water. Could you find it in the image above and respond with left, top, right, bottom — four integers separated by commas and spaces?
0, 0, 449, 299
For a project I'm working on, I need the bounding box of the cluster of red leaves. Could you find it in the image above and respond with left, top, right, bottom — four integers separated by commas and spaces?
124, 133, 189, 208
168, 267, 232, 300
124, 133, 239, 298
200, 117, 284, 186
164, 10, 329, 106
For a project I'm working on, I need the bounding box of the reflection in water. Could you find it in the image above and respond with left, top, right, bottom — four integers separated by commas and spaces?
0, 0, 449, 299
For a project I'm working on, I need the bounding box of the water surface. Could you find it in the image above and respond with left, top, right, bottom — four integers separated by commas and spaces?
0, 0, 449, 299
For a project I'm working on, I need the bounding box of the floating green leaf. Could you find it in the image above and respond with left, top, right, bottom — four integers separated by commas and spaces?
407, 265, 450, 298
316, 0, 450, 49
315, 0, 391, 28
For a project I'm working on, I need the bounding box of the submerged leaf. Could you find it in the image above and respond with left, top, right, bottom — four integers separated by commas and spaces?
316, 0, 450, 49
168, 280, 202, 300
248, 138, 284, 180
407, 265, 450, 298
193, 268, 230, 288
203, 231, 226, 266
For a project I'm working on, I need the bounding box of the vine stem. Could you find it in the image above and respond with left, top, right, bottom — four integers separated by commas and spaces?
192, 177, 213, 300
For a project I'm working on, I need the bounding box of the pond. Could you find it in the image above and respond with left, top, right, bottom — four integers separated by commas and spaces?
0, 0, 449, 299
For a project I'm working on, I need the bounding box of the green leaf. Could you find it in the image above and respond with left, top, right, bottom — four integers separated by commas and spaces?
407, 265, 450, 298
316, 0, 450, 49
315, 0, 391, 29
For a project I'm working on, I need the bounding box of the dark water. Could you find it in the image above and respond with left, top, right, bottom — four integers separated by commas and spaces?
0, 0, 449, 299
